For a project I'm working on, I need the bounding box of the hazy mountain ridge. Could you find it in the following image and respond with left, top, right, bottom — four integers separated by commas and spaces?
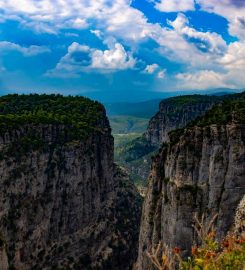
105, 99, 161, 118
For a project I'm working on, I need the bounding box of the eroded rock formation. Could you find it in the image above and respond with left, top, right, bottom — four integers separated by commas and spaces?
0, 95, 142, 270
144, 95, 218, 145
137, 94, 245, 269
121, 95, 219, 186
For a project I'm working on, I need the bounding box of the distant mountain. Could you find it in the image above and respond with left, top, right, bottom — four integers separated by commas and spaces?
85, 88, 242, 103
204, 88, 238, 96
103, 88, 243, 117
105, 99, 162, 118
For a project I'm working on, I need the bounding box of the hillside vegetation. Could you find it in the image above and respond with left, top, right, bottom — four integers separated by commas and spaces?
109, 115, 149, 134
147, 215, 245, 270
192, 92, 245, 126
169, 92, 245, 143
0, 94, 105, 138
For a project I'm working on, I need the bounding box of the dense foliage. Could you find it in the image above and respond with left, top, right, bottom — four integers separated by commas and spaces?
181, 235, 245, 270
160, 95, 220, 118
118, 136, 156, 163
0, 94, 106, 138
160, 95, 219, 107
169, 92, 245, 144
190, 92, 245, 127
109, 115, 148, 134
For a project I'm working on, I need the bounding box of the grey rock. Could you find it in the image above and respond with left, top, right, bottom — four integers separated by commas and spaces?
0, 120, 142, 269
137, 123, 245, 269
123, 97, 217, 185
144, 100, 215, 145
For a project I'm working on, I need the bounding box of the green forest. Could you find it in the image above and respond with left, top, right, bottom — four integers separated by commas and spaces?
0, 94, 105, 138
169, 92, 245, 143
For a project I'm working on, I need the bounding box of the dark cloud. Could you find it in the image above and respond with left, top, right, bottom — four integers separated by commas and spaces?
229, 0, 245, 7
238, 17, 245, 28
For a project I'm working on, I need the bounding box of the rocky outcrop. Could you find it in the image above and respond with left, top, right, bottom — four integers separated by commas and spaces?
137, 115, 245, 269
0, 95, 142, 270
233, 195, 245, 238
0, 244, 8, 270
144, 95, 217, 145
120, 95, 219, 186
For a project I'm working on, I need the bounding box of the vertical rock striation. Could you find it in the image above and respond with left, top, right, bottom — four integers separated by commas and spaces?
137, 93, 245, 269
144, 95, 218, 145
0, 244, 8, 270
0, 95, 142, 270
120, 95, 219, 186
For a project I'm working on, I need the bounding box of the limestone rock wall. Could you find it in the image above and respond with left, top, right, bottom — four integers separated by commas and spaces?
0, 121, 142, 269
138, 123, 245, 269
144, 102, 215, 145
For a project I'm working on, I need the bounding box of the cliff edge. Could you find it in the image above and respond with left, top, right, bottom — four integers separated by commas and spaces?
0, 94, 142, 270
137, 93, 245, 269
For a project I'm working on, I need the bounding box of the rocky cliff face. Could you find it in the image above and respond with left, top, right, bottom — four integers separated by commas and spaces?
120, 95, 219, 187
233, 195, 245, 238
0, 95, 142, 270
137, 94, 245, 269
144, 96, 217, 145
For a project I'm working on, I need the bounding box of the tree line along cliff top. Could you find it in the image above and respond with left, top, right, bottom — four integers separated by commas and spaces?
169, 92, 245, 144
158, 94, 221, 119
0, 94, 107, 137
159, 94, 220, 107
190, 92, 245, 127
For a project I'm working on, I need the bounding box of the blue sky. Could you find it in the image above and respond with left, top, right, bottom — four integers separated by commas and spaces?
0, 0, 245, 101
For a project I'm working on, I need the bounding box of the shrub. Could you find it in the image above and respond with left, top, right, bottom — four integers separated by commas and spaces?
147, 214, 245, 270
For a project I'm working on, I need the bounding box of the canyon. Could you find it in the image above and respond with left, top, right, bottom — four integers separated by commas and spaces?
118, 95, 221, 187
0, 93, 244, 270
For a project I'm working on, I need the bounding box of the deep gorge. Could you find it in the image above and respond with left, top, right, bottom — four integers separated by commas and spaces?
0, 93, 244, 270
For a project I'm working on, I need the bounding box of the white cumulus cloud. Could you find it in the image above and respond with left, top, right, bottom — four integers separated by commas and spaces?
91, 43, 135, 70
168, 13, 227, 55
0, 0, 229, 69
197, 0, 245, 40
155, 0, 195, 12
1, 0, 245, 90
175, 70, 230, 89
46, 41, 136, 77
0, 0, 154, 41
